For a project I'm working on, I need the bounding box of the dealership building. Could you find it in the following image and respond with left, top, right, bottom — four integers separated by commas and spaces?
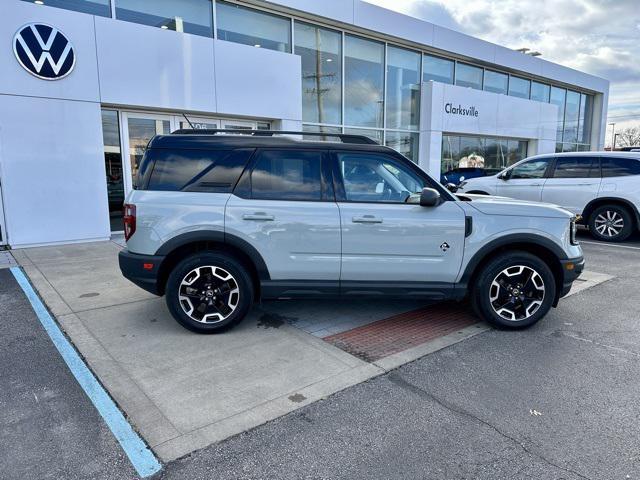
0, 0, 609, 248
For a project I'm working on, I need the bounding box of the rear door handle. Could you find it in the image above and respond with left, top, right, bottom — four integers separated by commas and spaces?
242, 212, 275, 221
352, 215, 383, 224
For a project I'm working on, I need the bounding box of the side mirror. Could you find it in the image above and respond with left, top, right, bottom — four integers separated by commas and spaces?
445, 183, 458, 193
420, 187, 441, 207
499, 170, 510, 180
459, 176, 466, 182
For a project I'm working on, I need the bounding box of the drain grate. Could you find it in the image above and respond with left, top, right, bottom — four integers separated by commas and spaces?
324, 303, 478, 362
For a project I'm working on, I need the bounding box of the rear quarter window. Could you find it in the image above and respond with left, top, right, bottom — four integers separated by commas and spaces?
142, 148, 253, 192
601, 157, 640, 177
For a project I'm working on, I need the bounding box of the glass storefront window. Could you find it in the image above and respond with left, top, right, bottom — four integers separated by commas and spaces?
455, 63, 483, 90
578, 93, 593, 145
385, 131, 419, 163
563, 90, 581, 144
344, 35, 385, 128
294, 22, 342, 125
550, 87, 566, 143
441, 135, 528, 174
303, 124, 342, 141
26, 0, 112, 16
345, 128, 383, 144
115, 0, 213, 36
423, 54, 454, 85
508, 76, 531, 99
530, 81, 550, 102
101, 110, 125, 231
483, 70, 508, 95
127, 116, 170, 187
217, 1, 291, 52
386, 46, 421, 131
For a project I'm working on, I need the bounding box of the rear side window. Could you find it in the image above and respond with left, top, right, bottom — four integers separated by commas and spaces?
552, 157, 598, 178
601, 157, 640, 177
251, 150, 322, 201
144, 148, 252, 192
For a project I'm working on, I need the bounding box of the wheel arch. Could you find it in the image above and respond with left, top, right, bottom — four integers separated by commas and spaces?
154, 231, 269, 297
582, 197, 639, 229
460, 234, 566, 307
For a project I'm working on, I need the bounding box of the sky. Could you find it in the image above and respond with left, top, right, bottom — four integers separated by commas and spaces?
366, 0, 640, 145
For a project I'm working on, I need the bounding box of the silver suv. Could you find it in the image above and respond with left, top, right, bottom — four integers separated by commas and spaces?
118, 130, 584, 333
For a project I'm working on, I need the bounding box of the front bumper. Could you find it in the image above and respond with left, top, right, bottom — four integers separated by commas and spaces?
559, 256, 585, 299
118, 250, 165, 296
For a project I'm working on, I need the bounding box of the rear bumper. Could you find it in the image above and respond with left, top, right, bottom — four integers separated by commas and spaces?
559, 256, 585, 299
118, 250, 165, 296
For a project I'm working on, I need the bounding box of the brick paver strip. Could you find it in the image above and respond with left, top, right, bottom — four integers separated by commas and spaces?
324, 302, 478, 362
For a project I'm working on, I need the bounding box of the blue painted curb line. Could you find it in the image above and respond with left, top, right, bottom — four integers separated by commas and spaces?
10, 267, 162, 478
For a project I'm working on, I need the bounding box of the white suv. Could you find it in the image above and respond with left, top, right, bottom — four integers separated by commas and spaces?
458, 152, 640, 242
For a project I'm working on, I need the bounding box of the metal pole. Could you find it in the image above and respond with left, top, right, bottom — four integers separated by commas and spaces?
608, 122, 616, 150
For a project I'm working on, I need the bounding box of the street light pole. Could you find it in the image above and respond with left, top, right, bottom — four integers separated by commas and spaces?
608, 122, 616, 150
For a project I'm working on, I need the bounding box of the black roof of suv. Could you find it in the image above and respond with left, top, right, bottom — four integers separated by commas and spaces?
148, 129, 390, 152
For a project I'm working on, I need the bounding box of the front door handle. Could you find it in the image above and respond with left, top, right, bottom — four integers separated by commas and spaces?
352, 215, 383, 224
242, 212, 275, 221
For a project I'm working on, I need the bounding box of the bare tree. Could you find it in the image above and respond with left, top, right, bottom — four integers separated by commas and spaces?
616, 126, 640, 148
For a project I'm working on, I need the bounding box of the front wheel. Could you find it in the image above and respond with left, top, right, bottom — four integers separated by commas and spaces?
588, 205, 633, 242
165, 252, 254, 333
472, 251, 556, 329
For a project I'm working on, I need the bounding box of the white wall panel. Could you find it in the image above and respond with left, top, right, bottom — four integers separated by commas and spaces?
214, 40, 302, 121
353, 1, 433, 47
95, 17, 216, 112
0, 96, 109, 247
0, 1, 100, 102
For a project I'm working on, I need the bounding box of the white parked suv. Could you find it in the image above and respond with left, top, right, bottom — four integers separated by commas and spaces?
119, 130, 584, 333
458, 152, 640, 242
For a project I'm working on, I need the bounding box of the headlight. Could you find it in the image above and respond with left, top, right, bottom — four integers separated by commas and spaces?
570, 216, 580, 245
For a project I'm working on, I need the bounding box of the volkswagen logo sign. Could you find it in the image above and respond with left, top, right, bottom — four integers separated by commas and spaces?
13, 23, 75, 80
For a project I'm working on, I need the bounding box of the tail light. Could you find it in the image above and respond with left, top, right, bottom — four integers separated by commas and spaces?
123, 203, 136, 241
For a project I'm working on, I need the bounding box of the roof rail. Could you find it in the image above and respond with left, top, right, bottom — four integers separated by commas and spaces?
171, 128, 379, 145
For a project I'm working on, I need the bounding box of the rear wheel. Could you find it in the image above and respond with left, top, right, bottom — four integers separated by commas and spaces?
165, 252, 253, 333
472, 251, 555, 329
588, 204, 633, 242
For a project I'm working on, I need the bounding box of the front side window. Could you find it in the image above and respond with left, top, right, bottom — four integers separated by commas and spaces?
423, 54, 454, 84
337, 153, 425, 203
552, 157, 597, 178
455, 63, 483, 90
251, 150, 322, 200
294, 22, 342, 125
25, 0, 111, 17
510, 159, 550, 179
344, 35, 385, 128
115, 0, 213, 37
601, 157, 640, 177
217, 1, 291, 52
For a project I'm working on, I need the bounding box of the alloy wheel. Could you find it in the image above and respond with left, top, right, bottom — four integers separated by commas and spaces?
489, 265, 545, 321
178, 266, 240, 323
594, 210, 624, 238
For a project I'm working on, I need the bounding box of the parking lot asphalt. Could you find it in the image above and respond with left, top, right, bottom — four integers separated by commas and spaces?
3, 233, 639, 479
161, 238, 640, 480
0, 268, 137, 480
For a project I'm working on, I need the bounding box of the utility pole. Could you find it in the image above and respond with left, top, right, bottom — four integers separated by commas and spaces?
608, 122, 616, 150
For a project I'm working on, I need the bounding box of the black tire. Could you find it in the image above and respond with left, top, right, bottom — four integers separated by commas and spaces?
588, 204, 633, 242
165, 252, 253, 334
471, 251, 556, 329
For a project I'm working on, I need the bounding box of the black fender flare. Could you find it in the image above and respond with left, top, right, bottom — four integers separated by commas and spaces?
459, 233, 568, 285
582, 197, 640, 226
155, 230, 270, 280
